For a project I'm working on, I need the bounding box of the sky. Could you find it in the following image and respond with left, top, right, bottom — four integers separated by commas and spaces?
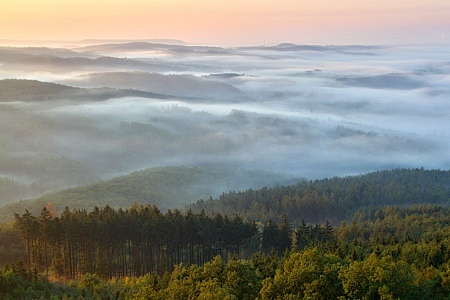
1, 0, 450, 46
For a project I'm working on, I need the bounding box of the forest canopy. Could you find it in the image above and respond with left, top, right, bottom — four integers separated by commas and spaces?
189, 168, 450, 224
5, 202, 450, 299
1, 168, 450, 298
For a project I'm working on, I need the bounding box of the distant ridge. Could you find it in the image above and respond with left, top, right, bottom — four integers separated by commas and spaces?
0, 39, 187, 47
238, 43, 382, 55
77, 39, 187, 45
189, 168, 450, 224
0, 79, 174, 102
0, 166, 298, 222
74, 41, 230, 56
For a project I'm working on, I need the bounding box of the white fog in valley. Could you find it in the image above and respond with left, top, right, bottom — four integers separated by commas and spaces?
0, 42, 449, 206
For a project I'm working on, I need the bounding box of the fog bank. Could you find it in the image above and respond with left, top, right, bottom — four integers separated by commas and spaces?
0, 42, 449, 205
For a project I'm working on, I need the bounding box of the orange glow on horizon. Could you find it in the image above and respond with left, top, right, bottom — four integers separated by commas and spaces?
0, 0, 449, 45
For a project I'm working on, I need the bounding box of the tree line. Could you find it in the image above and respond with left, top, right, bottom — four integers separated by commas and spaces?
6, 204, 450, 299
190, 168, 450, 224
6, 168, 450, 298
14, 204, 256, 280
13, 204, 340, 281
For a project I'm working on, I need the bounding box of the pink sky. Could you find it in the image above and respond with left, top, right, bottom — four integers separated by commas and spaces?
1, 0, 449, 45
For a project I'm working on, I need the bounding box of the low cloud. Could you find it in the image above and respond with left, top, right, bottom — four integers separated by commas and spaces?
336, 73, 426, 90
0, 42, 449, 203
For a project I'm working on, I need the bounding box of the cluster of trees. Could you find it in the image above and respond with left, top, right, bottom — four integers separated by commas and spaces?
335, 205, 450, 266
261, 214, 334, 254
14, 205, 256, 280
10, 203, 450, 298
0, 222, 25, 266
4, 168, 450, 298
3, 243, 450, 299
13, 205, 341, 282
190, 168, 450, 224
4, 204, 450, 298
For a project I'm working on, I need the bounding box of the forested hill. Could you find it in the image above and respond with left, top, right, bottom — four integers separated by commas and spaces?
189, 168, 450, 224
0, 166, 297, 222
0, 79, 171, 102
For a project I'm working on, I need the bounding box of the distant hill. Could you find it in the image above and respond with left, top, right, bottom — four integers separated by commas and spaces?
0, 77, 246, 103
0, 44, 226, 73
75, 42, 229, 56
0, 166, 298, 222
239, 43, 381, 54
0, 46, 84, 60
0, 79, 173, 102
336, 73, 425, 90
189, 168, 450, 225
0, 79, 79, 101
76, 72, 249, 101
77, 39, 187, 46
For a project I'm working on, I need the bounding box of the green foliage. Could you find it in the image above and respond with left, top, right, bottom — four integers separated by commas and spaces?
190, 168, 450, 224
0, 166, 296, 222
13, 204, 256, 279
0, 266, 54, 299
339, 253, 420, 299
2, 246, 450, 299
260, 248, 345, 299
3, 168, 450, 298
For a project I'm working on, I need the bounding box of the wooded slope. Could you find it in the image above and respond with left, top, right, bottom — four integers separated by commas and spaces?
190, 168, 450, 224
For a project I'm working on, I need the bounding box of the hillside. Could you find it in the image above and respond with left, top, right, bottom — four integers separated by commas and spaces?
0, 79, 172, 102
4, 168, 450, 299
189, 168, 450, 224
0, 166, 298, 222
73, 72, 249, 101
5, 167, 448, 224
0, 79, 79, 101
